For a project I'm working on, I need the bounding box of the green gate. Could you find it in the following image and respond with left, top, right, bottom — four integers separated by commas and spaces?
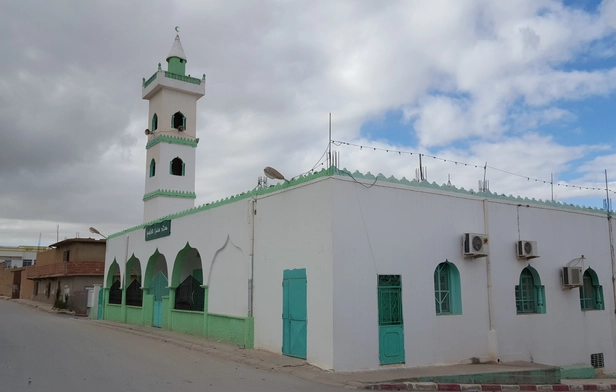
378, 275, 405, 365
282, 268, 307, 359
149, 271, 169, 328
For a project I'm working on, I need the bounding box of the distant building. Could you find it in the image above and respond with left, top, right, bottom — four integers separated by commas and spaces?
0, 245, 46, 298
102, 34, 616, 373
0, 245, 45, 268
27, 238, 106, 315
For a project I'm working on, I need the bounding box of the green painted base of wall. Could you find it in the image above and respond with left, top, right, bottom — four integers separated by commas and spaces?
560, 365, 595, 379
101, 290, 254, 350
208, 313, 254, 348
105, 304, 123, 322
161, 297, 170, 329
143, 295, 154, 326
126, 306, 143, 325
171, 310, 204, 336
414, 368, 561, 385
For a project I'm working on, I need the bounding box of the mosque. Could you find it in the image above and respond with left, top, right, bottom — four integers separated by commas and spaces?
101, 34, 616, 372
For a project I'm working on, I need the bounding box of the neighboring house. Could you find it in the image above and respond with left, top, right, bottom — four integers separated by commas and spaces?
0, 245, 46, 298
27, 238, 106, 315
101, 33, 616, 373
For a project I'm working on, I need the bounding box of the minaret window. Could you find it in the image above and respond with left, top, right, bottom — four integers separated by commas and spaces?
170, 157, 185, 176
171, 111, 186, 130
149, 159, 156, 177
152, 113, 158, 131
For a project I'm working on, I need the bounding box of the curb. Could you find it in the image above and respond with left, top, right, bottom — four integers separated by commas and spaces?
361, 384, 616, 391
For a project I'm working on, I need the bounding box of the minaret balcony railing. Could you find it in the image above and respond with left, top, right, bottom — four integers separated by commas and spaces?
164, 71, 202, 85
143, 72, 157, 88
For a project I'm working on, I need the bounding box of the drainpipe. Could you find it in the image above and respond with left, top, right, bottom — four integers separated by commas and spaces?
484, 199, 498, 360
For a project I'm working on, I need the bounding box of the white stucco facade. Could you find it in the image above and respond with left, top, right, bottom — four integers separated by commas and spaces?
104, 171, 616, 372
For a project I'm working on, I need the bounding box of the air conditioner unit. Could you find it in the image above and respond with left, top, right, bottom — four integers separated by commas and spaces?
463, 233, 489, 257
517, 240, 539, 259
562, 267, 583, 288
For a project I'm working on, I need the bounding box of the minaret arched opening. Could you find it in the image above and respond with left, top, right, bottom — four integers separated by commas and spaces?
170, 157, 185, 176
172, 111, 186, 130
152, 113, 158, 131
149, 159, 156, 177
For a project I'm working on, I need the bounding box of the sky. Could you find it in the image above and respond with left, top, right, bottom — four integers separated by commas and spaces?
1, 0, 615, 247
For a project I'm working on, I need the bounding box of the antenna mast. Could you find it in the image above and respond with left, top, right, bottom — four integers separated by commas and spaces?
328, 113, 332, 168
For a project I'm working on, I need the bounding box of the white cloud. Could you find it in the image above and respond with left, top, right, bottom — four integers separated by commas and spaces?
0, 0, 615, 245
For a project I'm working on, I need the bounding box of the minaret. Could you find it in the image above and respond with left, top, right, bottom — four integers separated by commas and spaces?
141, 34, 206, 223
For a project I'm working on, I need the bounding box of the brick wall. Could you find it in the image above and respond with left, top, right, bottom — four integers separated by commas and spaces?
66, 261, 105, 276
26, 261, 104, 279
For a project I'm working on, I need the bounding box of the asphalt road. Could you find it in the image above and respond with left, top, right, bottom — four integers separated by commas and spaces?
0, 300, 346, 392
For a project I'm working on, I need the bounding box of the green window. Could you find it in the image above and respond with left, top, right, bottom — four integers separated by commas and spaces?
152, 113, 158, 131
149, 159, 156, 177
580, 268, 604, 311
515, 266, 545, 314
434, 261, 462, 315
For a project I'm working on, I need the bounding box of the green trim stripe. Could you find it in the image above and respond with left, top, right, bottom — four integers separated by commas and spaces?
143, 189, 196, 201
146, 135, 198, 149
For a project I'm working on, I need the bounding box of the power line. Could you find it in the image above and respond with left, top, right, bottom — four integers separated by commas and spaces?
332, 140, 615, 195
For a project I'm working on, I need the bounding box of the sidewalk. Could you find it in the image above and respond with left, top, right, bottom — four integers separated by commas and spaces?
4, 296, 615, 390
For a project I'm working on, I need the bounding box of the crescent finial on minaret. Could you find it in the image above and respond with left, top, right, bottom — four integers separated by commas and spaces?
175, 26, 179, 33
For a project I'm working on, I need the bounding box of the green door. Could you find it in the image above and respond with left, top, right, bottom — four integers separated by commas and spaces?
282, 268, 307, 359
378, 275, 405, 365
149, 271, 169, 328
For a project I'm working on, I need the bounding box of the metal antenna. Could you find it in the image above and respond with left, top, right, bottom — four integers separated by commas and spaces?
328, 113, 332, 168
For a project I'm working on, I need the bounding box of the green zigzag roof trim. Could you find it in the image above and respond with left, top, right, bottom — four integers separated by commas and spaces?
335, 168, 607, 216
109, 166, 607, 239
109, 167, 333, 239
146, 135, 198, 149
143, 189, 197, 201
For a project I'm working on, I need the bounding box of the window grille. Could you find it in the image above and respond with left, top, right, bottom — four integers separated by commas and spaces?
174, 275, 204, 311
516, 270, 536, 313
579, 269, 604, 311
515, 267, 545, 314
434, 263, 451, 314
377, 275, 402, 326
125, 279, 143, 307
108, 280, 122, 305
591, 353, 604, 368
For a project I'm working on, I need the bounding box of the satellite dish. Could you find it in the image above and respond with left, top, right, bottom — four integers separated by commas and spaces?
263, 166, 285, 181
145, 129, 151, 135
177, 126, 184, 132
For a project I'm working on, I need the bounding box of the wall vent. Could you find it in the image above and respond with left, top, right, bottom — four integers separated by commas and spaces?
591, 353, 604, 369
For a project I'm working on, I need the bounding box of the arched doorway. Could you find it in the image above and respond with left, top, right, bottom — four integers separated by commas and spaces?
171, 243, 204, 311
144, 249, 168, 327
